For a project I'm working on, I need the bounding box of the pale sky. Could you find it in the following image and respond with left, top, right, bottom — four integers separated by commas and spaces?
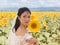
0, 0, 60, 10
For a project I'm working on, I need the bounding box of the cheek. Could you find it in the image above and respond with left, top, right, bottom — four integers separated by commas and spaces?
20, 18, 25, 24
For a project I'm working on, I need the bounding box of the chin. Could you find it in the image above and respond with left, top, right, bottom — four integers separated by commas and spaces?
23, 23, 28, 26
25, 24, 28, 26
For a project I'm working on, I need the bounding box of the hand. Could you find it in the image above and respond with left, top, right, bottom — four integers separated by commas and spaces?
26, 38, 38, 45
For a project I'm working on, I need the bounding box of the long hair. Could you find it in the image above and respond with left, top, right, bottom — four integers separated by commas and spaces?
13, 7, 31, 32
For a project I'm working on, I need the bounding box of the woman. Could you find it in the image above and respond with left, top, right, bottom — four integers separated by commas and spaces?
6, 7, 38, 45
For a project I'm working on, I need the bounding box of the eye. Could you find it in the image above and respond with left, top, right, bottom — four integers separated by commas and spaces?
23, 16, 26, 18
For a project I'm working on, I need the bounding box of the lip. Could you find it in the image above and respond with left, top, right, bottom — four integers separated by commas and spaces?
25, 22, 28, 23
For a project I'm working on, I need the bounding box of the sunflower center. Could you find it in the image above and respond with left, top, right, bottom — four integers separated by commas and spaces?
31, 23, 37, 29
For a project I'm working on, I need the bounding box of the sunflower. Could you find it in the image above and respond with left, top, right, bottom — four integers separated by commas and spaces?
30, 13, 38, 21
43, 20, 46, 26
28, 20, 40, 32
0, 18, 8, 27
2, 18, 8, 24
45, 12, 50, 17
0, 20, 5, 27
50, 12, 56, 18
7, 12, 12, 18
0, 20, 2, 26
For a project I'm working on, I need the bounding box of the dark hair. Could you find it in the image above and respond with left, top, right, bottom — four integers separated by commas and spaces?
13, 7, 31, 32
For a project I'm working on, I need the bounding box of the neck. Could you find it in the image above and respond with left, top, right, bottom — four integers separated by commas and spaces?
15, 24, 27, 36
18, 24, 27, 31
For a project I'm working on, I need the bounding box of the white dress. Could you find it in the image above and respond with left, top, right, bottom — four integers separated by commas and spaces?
6, 28, 33, 45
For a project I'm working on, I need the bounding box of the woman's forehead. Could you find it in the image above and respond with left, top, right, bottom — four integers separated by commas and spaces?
23, 11, 30, 14
21, 11, 30, 15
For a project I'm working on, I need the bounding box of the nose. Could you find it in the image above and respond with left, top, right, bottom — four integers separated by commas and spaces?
26, 18, 30, 22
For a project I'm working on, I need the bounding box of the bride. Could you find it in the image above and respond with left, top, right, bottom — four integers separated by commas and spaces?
6, 7, 38, 45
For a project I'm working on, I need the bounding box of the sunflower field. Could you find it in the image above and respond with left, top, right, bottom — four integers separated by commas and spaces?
0, 11, 60, 45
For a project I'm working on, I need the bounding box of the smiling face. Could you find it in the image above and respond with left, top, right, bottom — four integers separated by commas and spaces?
18, 11, 30, 26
